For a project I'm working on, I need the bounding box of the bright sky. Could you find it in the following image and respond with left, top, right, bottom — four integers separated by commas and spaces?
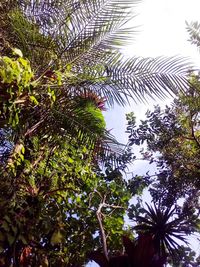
105, 0, 200, 142
88, 1, 200, 266
127, 0, 200, 59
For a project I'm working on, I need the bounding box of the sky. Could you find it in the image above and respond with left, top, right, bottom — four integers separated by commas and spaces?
105, 0, 200, 142
127, 0, 200, 59
88, 1, 200, 266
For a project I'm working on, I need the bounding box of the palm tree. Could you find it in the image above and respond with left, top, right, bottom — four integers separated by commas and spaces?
0, 2, 196, 265
0, 0, 195, 180
0, 0, 195, 159
133, 203, 192, 262
1, 0, 192, 107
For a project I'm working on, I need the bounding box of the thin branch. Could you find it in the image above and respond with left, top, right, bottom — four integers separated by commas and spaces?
94, 190, 126, 262
103, 203, 125, 209
96, 202, 109, 261
44, 186, 79, 196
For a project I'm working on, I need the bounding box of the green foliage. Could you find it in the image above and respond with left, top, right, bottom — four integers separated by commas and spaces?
0, 1, 198, 266
0, 134, 131, 265
0, 52, 33, 86
0, 53, 34, 129
74, 100, 106, 136
6, 8, 56, 70
168, 246, 200, 267
186, 21, 200, 51
0, 52, 109, 150
0, 51, 132, 265
126, 76, 200, 206
126, 74, 200, 266
0, 0, 193, 107
133, 203, 190, 258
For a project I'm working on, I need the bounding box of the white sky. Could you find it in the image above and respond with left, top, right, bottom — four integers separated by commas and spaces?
105, 0, 200, 141
127, 0, 200, 60
88, 1, 200, 266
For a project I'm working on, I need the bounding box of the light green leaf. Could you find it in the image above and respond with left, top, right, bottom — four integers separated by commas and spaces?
50, 230, 64, 245
12, 48, 23, 58
30, 95, 39, 105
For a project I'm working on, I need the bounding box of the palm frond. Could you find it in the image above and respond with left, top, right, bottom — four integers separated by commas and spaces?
102, 56, 191, 103
69, 55, 193, 106
48, 101, 125, 162
3, 1, 194, 106
19, 0, 139, 64
133, 203, 190, 259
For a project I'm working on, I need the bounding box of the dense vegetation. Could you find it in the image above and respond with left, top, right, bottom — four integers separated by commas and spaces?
0, 0, 199, 266
127, 78, 200, 265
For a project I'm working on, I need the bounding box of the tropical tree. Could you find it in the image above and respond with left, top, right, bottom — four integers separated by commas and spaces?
128, 201, 200, 266
126, 74, 200, 265
1, 0, 192, 107
133, 203, 194, 259
0, 0, 194, 169
0, 1, 198, 266
0, 53, 134, 266
126, 75, 200, 207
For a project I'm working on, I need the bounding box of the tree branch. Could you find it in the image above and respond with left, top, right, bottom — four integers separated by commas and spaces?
95, 191, 126, 262
96, 202, 109, 261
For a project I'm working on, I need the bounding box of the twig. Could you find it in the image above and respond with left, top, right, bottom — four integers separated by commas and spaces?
96, 201, 109, 261
44, 186, 78, 196
95, 191, 125, 262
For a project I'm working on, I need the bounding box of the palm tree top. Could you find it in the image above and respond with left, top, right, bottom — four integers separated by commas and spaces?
1, 0, 194, 107
133, 203, 190, 259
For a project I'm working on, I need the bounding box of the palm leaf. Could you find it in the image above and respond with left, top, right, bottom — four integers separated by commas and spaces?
73, 56, 192, 107
133, 203, 190, 260
102, 56, 191, 102
48, 101, 125, 161
7, 0, 193, 106
19, 0, 138, 62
